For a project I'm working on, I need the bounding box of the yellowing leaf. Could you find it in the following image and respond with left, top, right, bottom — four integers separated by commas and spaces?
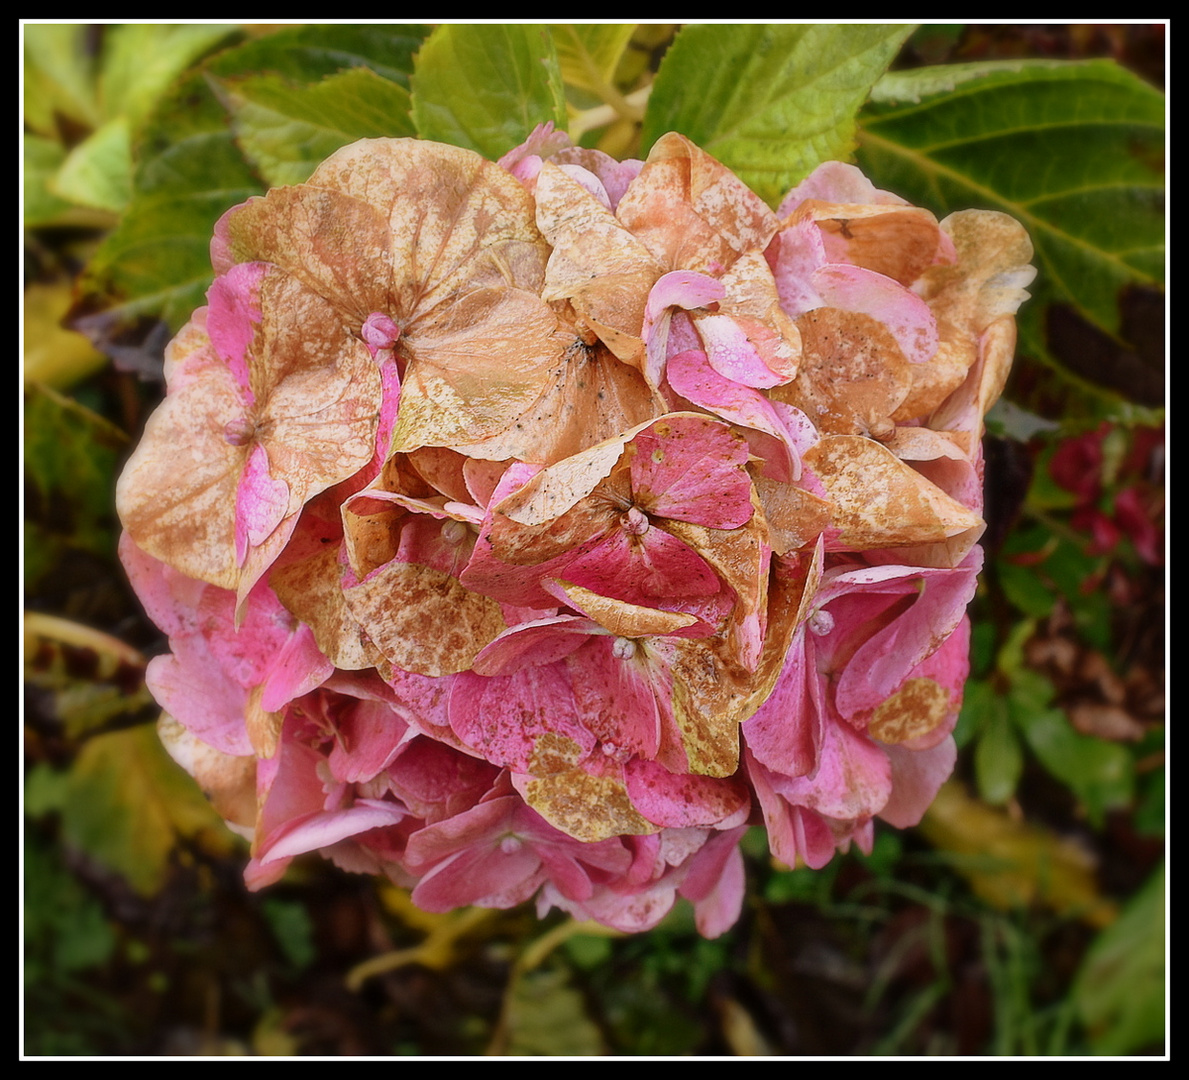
918, 781, 1117, 926
47, 724, 236, 896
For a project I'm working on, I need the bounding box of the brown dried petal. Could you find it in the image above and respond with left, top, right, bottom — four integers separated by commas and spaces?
219, 185, 393, 323
772, 307, 911, 436
868, 677, 953, 744
270, 548, 383, 671
793, 201, 944, 286
752, 476, 832, 555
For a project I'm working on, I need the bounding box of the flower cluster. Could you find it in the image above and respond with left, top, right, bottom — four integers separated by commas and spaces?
117, 129, 1033, 936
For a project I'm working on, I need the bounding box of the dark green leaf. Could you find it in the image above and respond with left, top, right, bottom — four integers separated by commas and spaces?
642, 24, 915, 205
997, 560, 1056, 619
857, 60, 1165, 378
261, 898, 317, 971
23, 384, 125, 587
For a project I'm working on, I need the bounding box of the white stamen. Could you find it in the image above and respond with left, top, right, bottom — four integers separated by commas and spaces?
808, 608, 835, 636
612, 637, 636, 660
441, 518, 468, 545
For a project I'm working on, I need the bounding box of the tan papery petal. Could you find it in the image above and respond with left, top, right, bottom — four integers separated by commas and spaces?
663, 636, 751, 777
772, 307, 912, 437
804, 435, 982, 549
520, 770, 658, 843
752, 476, 832, 555
454, 331, 665, 465
270, 548, 383, 671
791, 201, 945, 286
159, 714, 257, 831
896, 210, 1034, 421
116, 320, 245, 591
245, 684, 282, 759
869, 678, 953, 745
546, 579, 699, 638
619, 132, 779, 271
342, 560, 506, 678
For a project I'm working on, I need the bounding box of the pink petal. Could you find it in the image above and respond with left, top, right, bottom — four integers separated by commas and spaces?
630, 415, 753, 528
694, 312, 792, 388
624, 758, 750, 828
235, 442, 290, 564
811, 263, 938, 365
879, 737, 958, 828
206, 261, 267, 399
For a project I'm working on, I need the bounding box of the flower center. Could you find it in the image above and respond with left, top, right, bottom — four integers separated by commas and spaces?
441, 519, 469, 545
361, 312, 401, 358
222, 416, 257, 446
619, 506, 649, 536
808, 608, 835, 637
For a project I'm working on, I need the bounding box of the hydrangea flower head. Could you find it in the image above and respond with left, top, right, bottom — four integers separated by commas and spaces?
120, 132, 1033, 936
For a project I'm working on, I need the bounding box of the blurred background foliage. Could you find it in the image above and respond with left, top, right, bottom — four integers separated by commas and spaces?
23, 23, 1164, 1057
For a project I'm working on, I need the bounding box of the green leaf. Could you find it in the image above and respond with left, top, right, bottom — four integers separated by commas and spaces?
23, 24, 101, 136
1073, 863, 1165, 1054
501, 967, 605, 1056
641, 24, 915, 206
551, 24, 637, 107
96, 23, 239, 125
51, 116, 133, 213
23, 135, 80, 227
975, 698, 1024, 805
411, 24, 568, 158
997, 559, 1056, 619
76, 25, 428, 334
78, 187, 260, 332
856, 60, 1165, 374
24, 824, 117, 976
1009, 684, 1134, 828
218, 67, 416, 188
